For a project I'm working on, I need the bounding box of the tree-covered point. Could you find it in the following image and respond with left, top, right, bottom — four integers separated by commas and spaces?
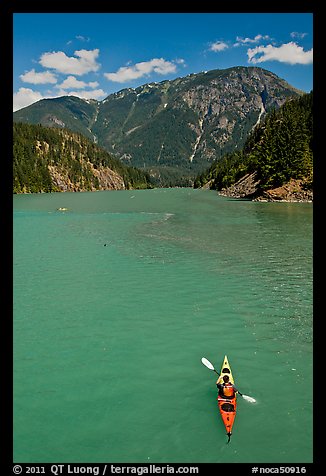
13, 122, 153, 193
194, 91, 313, 192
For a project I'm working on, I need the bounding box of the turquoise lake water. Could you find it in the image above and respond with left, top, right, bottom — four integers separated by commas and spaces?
13, 188, 313, 463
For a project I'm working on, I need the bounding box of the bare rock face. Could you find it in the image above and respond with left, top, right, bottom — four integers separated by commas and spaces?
254, 179, 313, 202
219, 173, 260, 199
219, 174, 313, 202
88, 163, 126, 191
48, 163, 126, 192
13, 123, 151, 193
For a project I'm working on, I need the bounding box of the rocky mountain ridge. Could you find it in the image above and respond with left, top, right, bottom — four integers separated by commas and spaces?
13, 66, 303, 186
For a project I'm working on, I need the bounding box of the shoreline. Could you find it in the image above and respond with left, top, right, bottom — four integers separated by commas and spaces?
217, 175, 313, 203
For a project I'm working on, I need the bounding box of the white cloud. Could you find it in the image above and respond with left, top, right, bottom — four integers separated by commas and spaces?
234, 34, 270, 46
13, 85, 107, 112
175, 58, 187, 67
19, 69, 57, 84
72, 89, 106, 100
209, 41, 228, 52
39, 49, 100, 75
290, 31, 307, 39
88, 81, 99, 88
13, 88, 47, 111
104, 58, 179, 83
76, 35, 90, 42
66, 35, 91, 46
55, 88, 107, 100
56, 75, 99, 90
247, 41, 313, 65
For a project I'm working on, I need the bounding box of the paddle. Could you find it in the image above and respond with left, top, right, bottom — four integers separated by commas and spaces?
201, 357, 256, 403
201, 357, 220, 375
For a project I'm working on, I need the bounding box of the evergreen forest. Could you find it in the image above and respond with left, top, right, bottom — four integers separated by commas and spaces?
13, 122, 153, 193
194, 92, 313, 193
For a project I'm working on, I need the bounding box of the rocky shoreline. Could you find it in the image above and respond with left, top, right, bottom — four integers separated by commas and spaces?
218, 172, 313, 202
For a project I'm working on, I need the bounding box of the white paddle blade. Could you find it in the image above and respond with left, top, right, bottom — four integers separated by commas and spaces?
201, 357, 215, 371
242, 394, 256, 403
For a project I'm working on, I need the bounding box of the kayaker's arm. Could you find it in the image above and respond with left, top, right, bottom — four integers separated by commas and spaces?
201, 356, 256, 403
233, 385, 242, 397
216, 382, 224, 396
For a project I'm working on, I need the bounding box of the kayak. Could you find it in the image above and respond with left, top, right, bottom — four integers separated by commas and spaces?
216, 355, 237, 442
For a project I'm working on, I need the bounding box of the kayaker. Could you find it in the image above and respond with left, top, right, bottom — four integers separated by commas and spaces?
216, 374, 242, 399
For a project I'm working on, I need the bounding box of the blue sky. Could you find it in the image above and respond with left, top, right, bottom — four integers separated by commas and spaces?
13, 13, 313, 111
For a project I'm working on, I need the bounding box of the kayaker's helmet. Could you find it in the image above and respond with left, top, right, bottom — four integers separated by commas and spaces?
223, 375, 230, 383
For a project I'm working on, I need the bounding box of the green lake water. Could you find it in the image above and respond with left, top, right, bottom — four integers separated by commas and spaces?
13, 188, 313, 463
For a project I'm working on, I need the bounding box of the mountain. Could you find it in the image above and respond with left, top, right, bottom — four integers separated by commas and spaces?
13, 122, 153, 193
194, 92, 313, 201
13, 66, 304, 187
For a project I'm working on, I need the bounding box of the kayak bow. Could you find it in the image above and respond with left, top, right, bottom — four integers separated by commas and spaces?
216, 355, 237, 443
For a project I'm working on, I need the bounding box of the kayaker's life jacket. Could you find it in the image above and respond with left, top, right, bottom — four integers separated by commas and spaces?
223, 383, 235, 398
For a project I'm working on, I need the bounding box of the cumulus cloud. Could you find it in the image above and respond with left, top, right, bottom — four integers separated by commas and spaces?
209, 41, 228, 52
72, 89, 106, 100
247, 41, 313, 65
19, 69, 58, 85
14, 47, 106, 111
55, 88, 107, 100
56, 75, 99, 90
104, 58, 179, 83
39, 49, 100, 75
13, 85, 106, 111
13, 88, 48, 111
234, 34, 270, 46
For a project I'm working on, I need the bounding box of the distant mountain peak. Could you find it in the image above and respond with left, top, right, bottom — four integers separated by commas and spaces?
13, 66, 303, 187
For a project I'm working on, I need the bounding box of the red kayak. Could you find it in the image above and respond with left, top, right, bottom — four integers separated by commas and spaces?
216, 355, 237, 442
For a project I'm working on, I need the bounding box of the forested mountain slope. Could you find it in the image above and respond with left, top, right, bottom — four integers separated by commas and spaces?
194, 92, 313, 201
13, 122, 153, 193
13, 66, 303, 186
